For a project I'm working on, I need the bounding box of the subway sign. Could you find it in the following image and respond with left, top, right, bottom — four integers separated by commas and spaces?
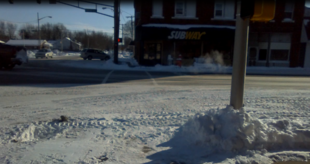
168, 31, 206, 40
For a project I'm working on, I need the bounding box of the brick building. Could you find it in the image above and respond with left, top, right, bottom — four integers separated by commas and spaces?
134, 0, 307, 67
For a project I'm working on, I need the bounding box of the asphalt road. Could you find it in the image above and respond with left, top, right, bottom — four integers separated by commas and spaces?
1, 56, 310, 89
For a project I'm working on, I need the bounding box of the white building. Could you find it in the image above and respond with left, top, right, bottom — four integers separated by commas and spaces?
6, 39, 52, 49
49, 37, 81, 51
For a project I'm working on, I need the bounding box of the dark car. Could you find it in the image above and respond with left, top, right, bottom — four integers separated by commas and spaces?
80, 48, 110, 61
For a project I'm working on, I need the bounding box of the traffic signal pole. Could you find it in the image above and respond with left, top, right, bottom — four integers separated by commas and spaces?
230, 1, 250, 109
114, 0, 119, 64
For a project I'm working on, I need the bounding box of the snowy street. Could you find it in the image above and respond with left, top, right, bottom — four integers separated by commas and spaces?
1, 57, 310, 164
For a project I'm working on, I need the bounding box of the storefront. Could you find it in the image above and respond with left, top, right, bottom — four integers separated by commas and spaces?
248, 33, 292, 67
135, 24, 235, 66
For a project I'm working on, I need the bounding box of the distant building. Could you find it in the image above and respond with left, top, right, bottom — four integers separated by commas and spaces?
134, 0, 306, 67
5, 39, 52, 49
49, 37, 81, 51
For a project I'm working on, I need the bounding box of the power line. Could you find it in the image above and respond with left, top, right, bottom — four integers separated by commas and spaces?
120, 12, 127, 23
120, 10, 133, 15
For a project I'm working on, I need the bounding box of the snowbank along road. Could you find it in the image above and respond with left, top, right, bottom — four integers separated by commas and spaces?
0, 56, 310, 164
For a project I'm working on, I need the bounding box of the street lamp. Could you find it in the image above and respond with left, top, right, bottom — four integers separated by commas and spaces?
37, 13, 52, 50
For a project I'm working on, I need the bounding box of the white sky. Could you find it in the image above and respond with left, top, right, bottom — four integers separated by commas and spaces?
0, 0, 134, 35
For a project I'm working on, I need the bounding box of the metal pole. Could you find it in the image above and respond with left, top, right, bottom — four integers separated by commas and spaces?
114, 0, 120, 64
230, 1, 250, 110
174, 42, 176, 64
131, 17, 133, 39
37, 12, 40, 50
266, 32, 271, 67
122, 24, 124, 46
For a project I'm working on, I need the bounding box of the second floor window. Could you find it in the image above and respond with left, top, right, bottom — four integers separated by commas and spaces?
175, 1, 186, 16
215, 3, 224, 17
152, 0, 163, 17
213, 0, 235, 19
284, 1, 294, 20
173, 0, 196, 18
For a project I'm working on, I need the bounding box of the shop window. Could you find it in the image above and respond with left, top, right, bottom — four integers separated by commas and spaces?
284, 1, 294, 20
258, 49, 267, 60
175, 1, 186, 16
270, 50, 289, 61
144, 43, 161, 60
152, 0, 163, 18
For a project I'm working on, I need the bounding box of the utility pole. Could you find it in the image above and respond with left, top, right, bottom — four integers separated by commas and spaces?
230, 1, 250, 109
266, 32, 271, 67
126, 16, 134, 40
121, 24, 124, 46
37, 12, 40, 50
114, 0, 120, 64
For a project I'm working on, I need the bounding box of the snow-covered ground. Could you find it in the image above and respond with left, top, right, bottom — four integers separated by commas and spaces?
0, 83, 310, 164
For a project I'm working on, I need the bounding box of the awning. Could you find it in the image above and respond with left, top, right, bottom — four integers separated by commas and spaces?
137, 24, 235, 41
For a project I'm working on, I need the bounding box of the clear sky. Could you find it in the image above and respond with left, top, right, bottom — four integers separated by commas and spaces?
0, 0, 134, 36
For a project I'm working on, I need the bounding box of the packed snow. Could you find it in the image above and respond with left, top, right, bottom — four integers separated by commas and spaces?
0, 83, 310, 164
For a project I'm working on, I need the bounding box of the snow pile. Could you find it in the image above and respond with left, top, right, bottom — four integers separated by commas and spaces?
51, 50, 81, 57
15, 49, 28, 63
64, 52, 81, 57
165, 106, 310, 154
8, 122, 70, 143
27, 50, 38, 58
52, 49, 60, 56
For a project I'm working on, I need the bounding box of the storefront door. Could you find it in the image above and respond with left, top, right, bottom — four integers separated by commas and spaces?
143, 42, 162, 66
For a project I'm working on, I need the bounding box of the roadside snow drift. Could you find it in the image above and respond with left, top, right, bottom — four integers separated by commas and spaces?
163, 106, 310, 152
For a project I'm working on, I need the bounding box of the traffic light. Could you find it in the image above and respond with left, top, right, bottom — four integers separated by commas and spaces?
241, 0, 255, 19
240, 0, 276, 22
118, 38, 122, 43
251, 0, 275, 22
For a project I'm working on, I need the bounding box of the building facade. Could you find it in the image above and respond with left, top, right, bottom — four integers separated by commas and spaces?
134, 0, 306, 67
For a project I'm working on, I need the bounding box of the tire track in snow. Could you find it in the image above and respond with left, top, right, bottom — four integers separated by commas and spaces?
145, 71, 158, 86
102, 70, 114, 84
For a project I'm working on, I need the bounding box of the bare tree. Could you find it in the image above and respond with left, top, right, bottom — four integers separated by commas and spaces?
123, 20, 133, 39
6, 23, 17, 39
18, 24, 37, 39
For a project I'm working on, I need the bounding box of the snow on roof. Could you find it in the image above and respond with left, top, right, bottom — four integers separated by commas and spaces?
142, 24, 236, 30
6, 40, 46, 46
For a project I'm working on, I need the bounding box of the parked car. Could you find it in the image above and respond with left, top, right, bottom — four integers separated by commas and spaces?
35, 49, 53, 59
80, 48, 111, 61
